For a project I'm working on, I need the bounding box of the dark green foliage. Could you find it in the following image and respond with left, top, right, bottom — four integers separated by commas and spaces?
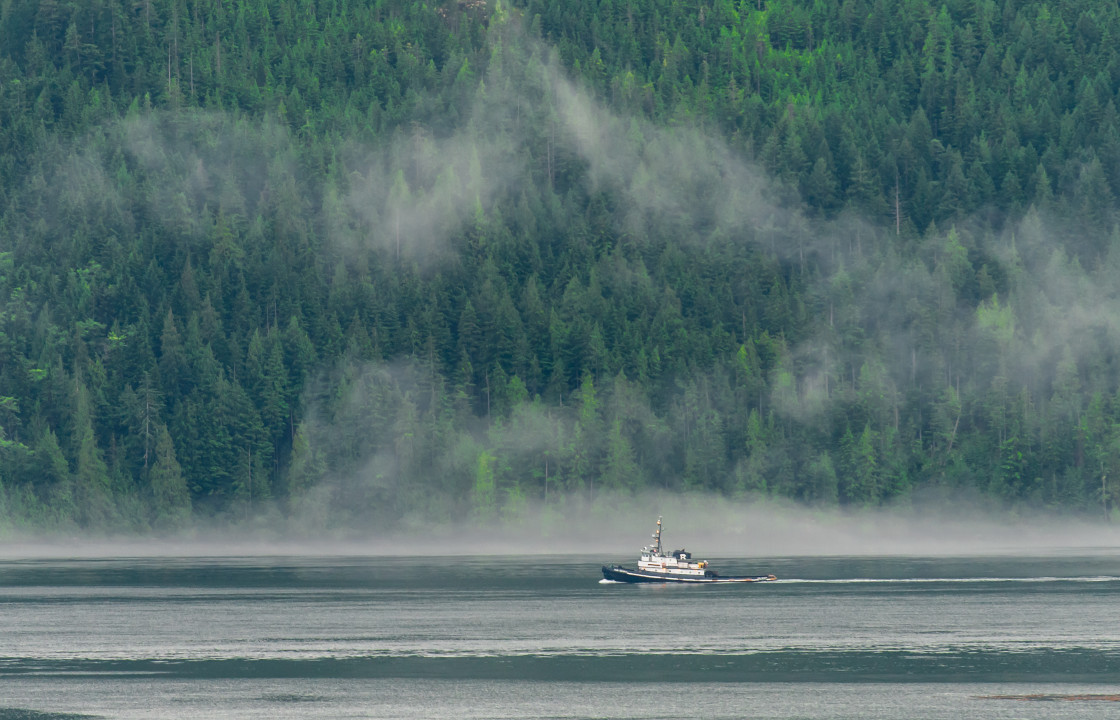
149, 423, 190, 528
3, 0, 1120, 531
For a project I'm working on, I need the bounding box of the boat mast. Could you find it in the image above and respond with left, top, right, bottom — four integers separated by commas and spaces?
652, 516, 663, 556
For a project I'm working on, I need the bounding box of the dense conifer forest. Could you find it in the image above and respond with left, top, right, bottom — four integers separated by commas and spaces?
2, 0, 1120, 532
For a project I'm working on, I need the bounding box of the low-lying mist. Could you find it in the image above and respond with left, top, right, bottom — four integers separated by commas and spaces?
4, 494, 1120, 560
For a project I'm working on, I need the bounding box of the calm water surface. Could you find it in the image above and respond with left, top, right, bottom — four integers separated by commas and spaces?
2, 553, 1119, 718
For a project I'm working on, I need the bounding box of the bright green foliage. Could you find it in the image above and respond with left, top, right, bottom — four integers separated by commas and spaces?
473, 450, 498, 519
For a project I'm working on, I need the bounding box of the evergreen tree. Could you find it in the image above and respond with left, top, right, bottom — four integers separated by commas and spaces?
149, 424, 190, 528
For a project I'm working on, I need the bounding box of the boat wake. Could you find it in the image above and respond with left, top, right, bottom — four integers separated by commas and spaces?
602, 516, 776, 584
774, 575, 1120, 584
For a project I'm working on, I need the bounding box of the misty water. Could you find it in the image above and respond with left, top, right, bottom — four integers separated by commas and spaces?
2, 551, 1120, 719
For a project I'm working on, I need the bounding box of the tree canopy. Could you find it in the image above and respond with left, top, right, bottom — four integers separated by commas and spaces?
2, 0, 1120, 532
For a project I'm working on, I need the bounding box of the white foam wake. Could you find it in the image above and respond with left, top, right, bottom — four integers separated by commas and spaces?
774, 576, 1120, 584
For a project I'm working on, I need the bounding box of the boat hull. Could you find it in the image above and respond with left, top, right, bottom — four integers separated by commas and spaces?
602, 565, 777, 584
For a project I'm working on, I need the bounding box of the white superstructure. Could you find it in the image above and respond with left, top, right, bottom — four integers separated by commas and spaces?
601, 516, 776, 583
635, 517, 711, 578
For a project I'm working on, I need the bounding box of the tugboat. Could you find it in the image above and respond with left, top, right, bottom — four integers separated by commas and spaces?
602, 516, 777, 584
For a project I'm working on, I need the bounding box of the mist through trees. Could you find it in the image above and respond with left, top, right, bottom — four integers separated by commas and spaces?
1, 0, 1120, 533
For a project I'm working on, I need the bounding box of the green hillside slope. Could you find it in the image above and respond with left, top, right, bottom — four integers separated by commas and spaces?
1, 0, 1119, 531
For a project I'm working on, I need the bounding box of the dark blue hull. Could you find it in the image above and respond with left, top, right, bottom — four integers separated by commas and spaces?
601, 565, 777, 584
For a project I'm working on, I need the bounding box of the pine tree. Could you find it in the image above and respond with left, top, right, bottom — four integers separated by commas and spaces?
601, 418, 638, 491
72, 378, 114, 527
149, 424, 190, 528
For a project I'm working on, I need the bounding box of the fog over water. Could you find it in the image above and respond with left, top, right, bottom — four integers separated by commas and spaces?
4, 494, 1120, 559
8, 15, 1120, 720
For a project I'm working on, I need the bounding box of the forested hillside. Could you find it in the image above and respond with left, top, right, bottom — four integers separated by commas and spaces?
1, 0, 1120, 532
